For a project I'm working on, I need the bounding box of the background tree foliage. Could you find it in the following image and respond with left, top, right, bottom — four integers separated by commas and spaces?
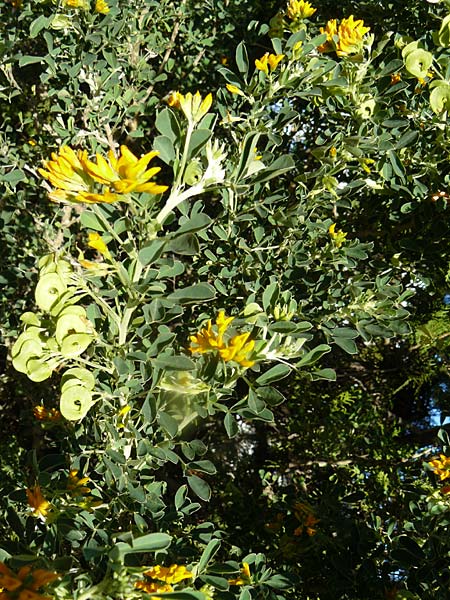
1, 0, 450, 599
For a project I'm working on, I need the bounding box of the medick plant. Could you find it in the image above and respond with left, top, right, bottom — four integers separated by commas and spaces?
2, 0, 450, 598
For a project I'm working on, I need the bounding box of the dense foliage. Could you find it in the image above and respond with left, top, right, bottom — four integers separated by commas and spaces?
1, 0, 450, 599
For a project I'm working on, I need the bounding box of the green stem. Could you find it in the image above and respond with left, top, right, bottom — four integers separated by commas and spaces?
118, 259, 144, 346
92, 204, 125, 246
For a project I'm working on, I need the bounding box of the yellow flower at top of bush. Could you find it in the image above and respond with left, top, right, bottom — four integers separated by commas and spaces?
286, 0, 317, 21
167, 91, 213, 125
0, 562, 59, 600
319, 15, 370, 57
95, 0, 109, 14
255, 53, 285, 74
429, 454, 450, 481
189, 310, 255, 367
39, 145, 168, 204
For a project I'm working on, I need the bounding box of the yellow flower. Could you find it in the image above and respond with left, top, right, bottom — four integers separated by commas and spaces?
228, 562, 251, 586
135, 581, 173, 597
136, 565, 193, 594
0, 563, 59, 600
328, 223, 347, 248
255, 53, 284, 74
83, 145, 168, 195
219, 332, 255, 367
319, 15, 370, 56
189, 311, 255, 368
33, 406, 62, 422
67, 470, 91, 496
26, 486, 51, 520
62, 0, 87, 8
429, 454, 450, 481
293, 502, 319, 536
226, 83, 245, 96
95, 0, 109, 13
87, 232, 110, 257
390, 73, 401, 85
168, 91, 213, 125
39, 145, 167, 205
286, 0, 316, 20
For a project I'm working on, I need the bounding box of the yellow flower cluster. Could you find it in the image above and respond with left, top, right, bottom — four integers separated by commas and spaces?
319, 15, 370, 57
61, 0, 109, 12
286, 0, 316, 21
67, 469, 91, 496
293, 502, 319, 536
26, 485, 51, 520
135, 564, 193, 597
189, 310, 255, 368
429, 454, 450, 481
328, 223, 347, 248
167, 91, 213, 125
0, 562, 59, 600
33, 405, 62, 422
255, 53, 284, 74
228, 562, 251, 586
39, 145, 168, 205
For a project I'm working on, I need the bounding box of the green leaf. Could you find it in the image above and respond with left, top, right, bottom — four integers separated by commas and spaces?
18, 55, 43, 67
187, 460, 217, 475
131, 532, 172, 553
153, 355, 195, 371
154, 135, 176, 165
80, 211, 106, 232
235, 41, 249, 77
334, 337, 358, 354
187, 474, 211, 501
158, 411, 179, 438
187, 129, 212, 159
166, 233, 200, 255
251, 154, 295, 184
175, 213, 212, 235
199, 574, 229, 590
262, 281, 279, 312
167, 283, 216, 303
298, 344, 331, 367
224, 413, 238, 438
256, 364, 291, 385
155, 108, 181, 142
30, 15, 50, 38
138, 239, 166, 266
197, 539, 222, 574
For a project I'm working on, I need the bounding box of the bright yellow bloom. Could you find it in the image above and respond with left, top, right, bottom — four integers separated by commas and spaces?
319, 15, 370, 56
26, 486, 51, 520
287, 0, 316, 20
226, 83, 245, 96
143, 564, 193, 585
87, 232, 109, 257
328, 223, 347, 248
84, 145, 168, 195
255, 53, 284, 74
219, 332, 255, 367
135, 581, 173, 597
228, 562, 251, 586
189, 311, 255, 368
0, 562, 59, 600
95, 0, 109, 13
168, 91, 213, 125
33, 406, 62, 422
429, 454, 450, 481
67, 470, 91, 495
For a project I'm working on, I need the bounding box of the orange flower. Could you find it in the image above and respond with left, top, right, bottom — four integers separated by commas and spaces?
33, 406, 62, 422
0, 562, 59, 600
